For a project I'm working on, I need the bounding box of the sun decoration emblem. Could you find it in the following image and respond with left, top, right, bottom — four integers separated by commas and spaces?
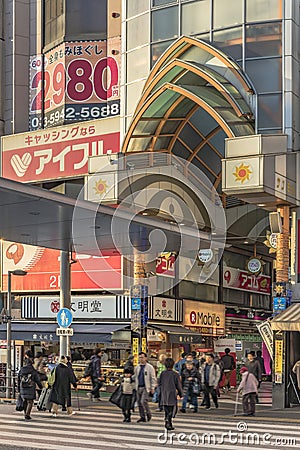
233, 163, 252, 183
93, 179, 108, 195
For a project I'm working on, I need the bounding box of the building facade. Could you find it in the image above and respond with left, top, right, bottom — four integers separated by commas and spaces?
1, 1, 299, 382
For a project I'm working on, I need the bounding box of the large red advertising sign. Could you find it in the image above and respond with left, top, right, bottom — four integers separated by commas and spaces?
223, 266, 271, 294
1, 118, 120, 182
2, 241, 122, 292
29, 39, 121, 130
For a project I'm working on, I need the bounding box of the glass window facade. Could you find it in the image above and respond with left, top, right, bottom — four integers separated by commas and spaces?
246, 0, 282, 22
127, 47, 150, 83
65, 0, 107, 41
213, 0, 243, 29
182, 0, 210, 35
213, 26, 242, 61
127, 0, 149, 17
127, 14, 150, 50
246, 22, 282, 58
44, 0, 64, 46
152, 6, 179, 41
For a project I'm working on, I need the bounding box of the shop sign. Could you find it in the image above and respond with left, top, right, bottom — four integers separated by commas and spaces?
214, 339, 235, 353
169, 333, 202, 344
273, 297, 288, 315
274, 338, 284, 383
32, 333, 54, 342
256, 320, 273, 359
1, 118, 119, 182
150, 297, 180, 322
223, 266, 271, 294
226, 334, 261, 342
198, 249, 213, 263
247, 257, 262, 274
156, 253, 176, 278
22, 295, 131, 320
132, 337, 139, 366
183, 301, 225, 336
3, 242, 123, 292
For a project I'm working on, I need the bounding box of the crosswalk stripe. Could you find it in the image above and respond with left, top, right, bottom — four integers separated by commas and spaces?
0, 408, 297, 450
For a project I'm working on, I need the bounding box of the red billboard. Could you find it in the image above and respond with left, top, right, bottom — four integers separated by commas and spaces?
223, 267, 271, 294
2, 241, 122, 292
1, 118, 120, 182
29, 39, 121, 130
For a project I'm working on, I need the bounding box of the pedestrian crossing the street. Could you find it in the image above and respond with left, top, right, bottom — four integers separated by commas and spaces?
0, 403, 298, 450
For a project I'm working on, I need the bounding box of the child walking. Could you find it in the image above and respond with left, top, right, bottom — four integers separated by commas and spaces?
159, 358, 183, 430
237, 366, 258, 416
120, 368, 135, 422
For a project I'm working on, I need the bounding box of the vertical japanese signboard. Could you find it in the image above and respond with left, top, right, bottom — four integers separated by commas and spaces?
29, 39, 121, 130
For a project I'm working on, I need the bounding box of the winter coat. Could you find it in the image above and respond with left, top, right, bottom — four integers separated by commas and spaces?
256, 356, 266, 375
159, 369, 183, 406
18, 360, 43, 400
134, 362, 157, 393
200, 363, 221, 389
90, 355, 101, 378
220, 354, 235, 371
181, 366, 200, 395
238, 372, 258, 395
245, 359, 262, 381
50, 363, 77, 406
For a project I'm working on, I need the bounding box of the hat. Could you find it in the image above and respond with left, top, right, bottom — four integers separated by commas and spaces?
240, 366, 248, 374
59, 356, 68, 365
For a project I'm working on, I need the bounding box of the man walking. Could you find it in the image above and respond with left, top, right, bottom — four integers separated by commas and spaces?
200, 353, 221, 409
220, 348, 235, 392
87, 348, 103, 402
245, 351, 262, 403
134, 352, 157, 422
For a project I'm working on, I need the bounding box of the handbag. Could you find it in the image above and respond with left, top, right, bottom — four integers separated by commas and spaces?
192, 382, 200, 396
16, 394, 24, 412
109, 384, 122, 409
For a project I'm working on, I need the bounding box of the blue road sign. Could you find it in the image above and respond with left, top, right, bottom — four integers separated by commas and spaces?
57, 308, 73, 328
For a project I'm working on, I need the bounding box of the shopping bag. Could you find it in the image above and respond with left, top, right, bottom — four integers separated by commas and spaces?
109, 384, 122, 409
192, 382, 200, 396
16, 394, 24, 412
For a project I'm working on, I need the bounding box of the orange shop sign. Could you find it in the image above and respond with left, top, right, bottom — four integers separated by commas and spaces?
183, 301, 225, 336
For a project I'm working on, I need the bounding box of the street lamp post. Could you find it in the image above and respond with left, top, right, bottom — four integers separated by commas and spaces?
6, 269, 27, 399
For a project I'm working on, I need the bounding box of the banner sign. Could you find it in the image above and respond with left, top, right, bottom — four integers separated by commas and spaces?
256, 320, 273, 359
1, 118, 120, 182
29, 39, 121, 130
3, 241, 122, 292
223, 266, 271, 294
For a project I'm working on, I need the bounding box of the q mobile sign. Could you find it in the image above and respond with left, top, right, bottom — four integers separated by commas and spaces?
1, 117, 120, 182
29, 38, 120, 130
2, 241, 122, 292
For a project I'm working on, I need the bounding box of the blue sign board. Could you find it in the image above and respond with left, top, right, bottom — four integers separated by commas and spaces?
57, 308, 73, 328
273, 297, 287, 315
131, 298, 141, 311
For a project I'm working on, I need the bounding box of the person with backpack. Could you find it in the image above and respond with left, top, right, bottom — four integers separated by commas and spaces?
50, 356, 77, 417
220, 348, 235, 392
86, 348, 103, 402
18, 355, 43, 421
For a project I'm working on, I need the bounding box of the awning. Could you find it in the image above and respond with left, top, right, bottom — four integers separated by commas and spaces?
271, 304, 300, 331
151, 323, 202, 344
0, 322, 129, 343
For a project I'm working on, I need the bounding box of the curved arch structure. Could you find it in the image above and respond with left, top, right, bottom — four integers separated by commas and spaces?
122, 36, 256, 192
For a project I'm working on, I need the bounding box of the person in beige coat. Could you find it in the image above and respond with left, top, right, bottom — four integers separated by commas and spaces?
238, 366, 258, 416
134, 352, 157, 422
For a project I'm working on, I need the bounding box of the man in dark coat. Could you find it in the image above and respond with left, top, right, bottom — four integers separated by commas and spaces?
180, 361, 200, 413
87, 348, 103, 402
50, 356, 77, 416
159, 358, 183, 430
18, 357, 43, 421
